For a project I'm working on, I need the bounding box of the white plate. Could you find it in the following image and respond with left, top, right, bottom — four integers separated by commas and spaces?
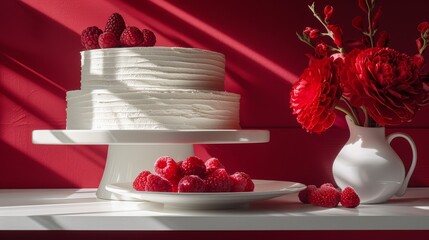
105, 180, 306, 209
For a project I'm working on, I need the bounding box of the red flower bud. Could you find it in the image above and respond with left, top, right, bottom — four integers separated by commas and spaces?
358, 0, 368, 13
303, 27, 312, 35
309, 29, 320, 39
416, 37, 423, 52
372, 7, 382, 29
324, 5, 334, 22
417, 21, 429, 34
376, 31, 389, 48
327, 24, 343, 48
315, 43, 329, 59
413, 54, 425, 69
352, 16, 364, 31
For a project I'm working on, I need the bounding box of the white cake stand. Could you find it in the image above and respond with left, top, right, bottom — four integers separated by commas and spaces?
32, 129, 270, 200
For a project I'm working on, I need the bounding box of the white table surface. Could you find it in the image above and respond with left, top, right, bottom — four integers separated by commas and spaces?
0, 188, 428, 231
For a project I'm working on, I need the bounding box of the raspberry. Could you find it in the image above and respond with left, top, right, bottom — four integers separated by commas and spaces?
340, 186, 360, 208
120, 26, 144, 47
140, 29, 156, 46
229, 172, 247, 192
98, 32, 120, 48
145, 174, 173, 192
180, 156, 206, 178
205, 157, 224, 174
104, 13, 126, 40
178, 175, 205, 192
154, 156, 178, 181
229, 172, 254, 192
205, 168, 231, 192
320, 183, 335, 188
243, 174, 255, 192
298, 184, 317, 204
81, 26, 103, 50
132, 170, 151, 191
309, 186, 341, 208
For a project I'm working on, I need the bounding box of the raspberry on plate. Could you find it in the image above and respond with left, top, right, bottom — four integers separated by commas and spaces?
145, 174, 173, 192
309, 186, 341, 208
320, 183, 335, 188
229, 172, 254, 192
205, 168, 231, 192
229, 172, 247, 192
243, 173, 255, 192
180, 156, 206, 178
81, 26, 103, 50
205, 157, 225, 175
178, 175, 205, 193
154, 156, 179, 181
340, 186, 360, 208
133, 170, 151, 191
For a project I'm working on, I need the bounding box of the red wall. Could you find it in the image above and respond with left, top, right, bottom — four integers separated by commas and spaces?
1, 0, 428, 190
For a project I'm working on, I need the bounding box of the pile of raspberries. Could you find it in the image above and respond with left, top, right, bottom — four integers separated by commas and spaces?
81, 13, 156, 50
133, 156, 254, 193
299, 183, 360, 208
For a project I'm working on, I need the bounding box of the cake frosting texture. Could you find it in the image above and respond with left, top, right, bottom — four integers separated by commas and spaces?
66, 47, 240, 130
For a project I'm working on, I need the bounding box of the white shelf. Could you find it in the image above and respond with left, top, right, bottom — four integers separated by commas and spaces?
1, 188, 428, 230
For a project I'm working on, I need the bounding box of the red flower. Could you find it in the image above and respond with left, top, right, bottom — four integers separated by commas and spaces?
341, 48, 428, 126
290, 57, 342, 133
294, 1, 429, 130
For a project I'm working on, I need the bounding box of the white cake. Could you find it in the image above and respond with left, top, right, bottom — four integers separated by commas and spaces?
66, 47, 241, 130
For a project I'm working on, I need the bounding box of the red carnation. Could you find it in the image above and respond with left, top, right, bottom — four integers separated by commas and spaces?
341, 48, 428, 126
290, 57, 342, 133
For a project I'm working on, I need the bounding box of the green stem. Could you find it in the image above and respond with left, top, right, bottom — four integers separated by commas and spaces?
308, 2, 344, 53
419, 32, 428, 54
335, 106, 358, 125
309, 3, 332, 36
361, 106, 371, 127
340, 97, 360, 126
296, 32, 315, 49
365, 0, 375, 47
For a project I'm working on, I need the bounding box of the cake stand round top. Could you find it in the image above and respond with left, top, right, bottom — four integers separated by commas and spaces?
32, 129, 270, 145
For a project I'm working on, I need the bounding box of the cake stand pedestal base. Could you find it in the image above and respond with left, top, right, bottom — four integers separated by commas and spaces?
32, 129, 270, 200
98, 144, 194, 200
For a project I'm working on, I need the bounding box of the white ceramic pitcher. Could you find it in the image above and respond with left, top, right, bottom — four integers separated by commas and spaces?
332, 116, 417, 204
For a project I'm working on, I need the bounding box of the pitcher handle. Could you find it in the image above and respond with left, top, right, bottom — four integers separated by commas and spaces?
387, 133, 417, 197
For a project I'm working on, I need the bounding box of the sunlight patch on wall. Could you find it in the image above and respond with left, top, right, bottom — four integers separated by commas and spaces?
150, 1, 298, 84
